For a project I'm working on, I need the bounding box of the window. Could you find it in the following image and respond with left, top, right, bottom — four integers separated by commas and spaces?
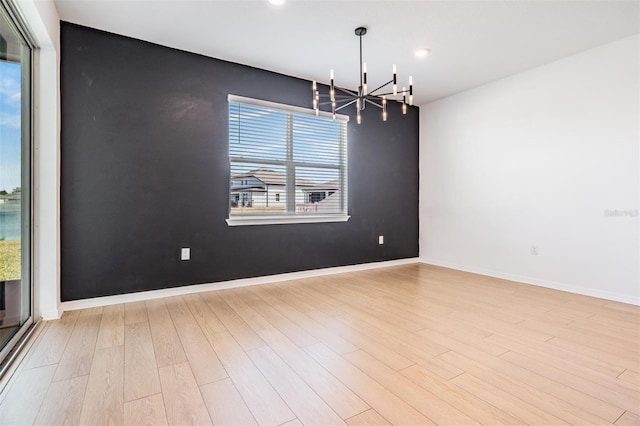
227, 95, 349, 226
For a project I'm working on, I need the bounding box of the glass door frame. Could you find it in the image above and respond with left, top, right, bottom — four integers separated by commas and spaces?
0, 0, 35, 368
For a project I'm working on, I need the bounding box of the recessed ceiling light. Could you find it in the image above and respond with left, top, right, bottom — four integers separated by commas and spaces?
269, 0, 285, 5
415, 47, 431, 58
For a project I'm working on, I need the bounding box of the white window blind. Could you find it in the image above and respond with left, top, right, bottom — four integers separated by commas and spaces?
227, 95, 349, 226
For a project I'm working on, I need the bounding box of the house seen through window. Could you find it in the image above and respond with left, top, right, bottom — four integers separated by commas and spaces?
227, 95, 349, 225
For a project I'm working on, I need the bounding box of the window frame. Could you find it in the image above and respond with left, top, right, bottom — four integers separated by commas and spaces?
226, 95, 350, 226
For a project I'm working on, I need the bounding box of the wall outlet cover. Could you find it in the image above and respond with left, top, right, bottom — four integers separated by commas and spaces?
181, 247, 190, 260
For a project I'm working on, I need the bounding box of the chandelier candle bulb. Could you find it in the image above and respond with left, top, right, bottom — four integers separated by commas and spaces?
382, 96, 387, 121
393, 64, 397, 95
402, 87, 407, 114
330, 69, 335, 102
409, 76, 413, 105
363, 62, 368, 94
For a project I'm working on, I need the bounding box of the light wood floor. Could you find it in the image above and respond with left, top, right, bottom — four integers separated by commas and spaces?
0, 263, 638, 425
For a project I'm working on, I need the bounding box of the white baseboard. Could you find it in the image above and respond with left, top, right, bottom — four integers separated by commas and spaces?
40, 308, 62, 321
420, 258, 640, 306
59, 258, 420, 313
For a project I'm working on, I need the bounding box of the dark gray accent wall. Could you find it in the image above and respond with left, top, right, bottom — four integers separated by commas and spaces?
60, 22, 419, 301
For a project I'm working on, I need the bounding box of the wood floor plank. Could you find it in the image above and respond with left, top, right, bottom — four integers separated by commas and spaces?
501, 349, 640, 415
96, 303, 125, 349
337, 308, 452, 357
269, 302, 359, 355
124, 393, 168, 426
617, 369, 640, 386
183, 293, 227, 335
306, 310, 415, 371
202, 330, 295, 425
124, 321, 161, 402
440, 350, 621, 424
124, 301, 148, 325
346, 409, 391, 426
53, 309, 102, 381
332, 312, 451, 364
257, 327, 369, 419
0, 365, 56, 425
146, 298, 187, 367
412, 353, 465, 380
267, 281, 324, 312
238, 288, 319, 347
248, 345, 346, 425
200, 291, 266, 351
158, 362, 212, 426
78, 345, 124, 425
570, 317, 640, 343
343, 349, 480, 425
400, 363, 522, 425
588, 314, 640, 332
200, 378, 257, 426
547, 336, 640, 371
451, 372, 570, 425
34, 375, 88, 425
485, 332, 625, 378
422, 327, 624, 423
24, 311, 80, 369
220, 289, 272, 331
304, 343, 436, 425
163, 295, 192, 319
522, 317, 639, 354
616, 411, 640, 426
165, 297, 228, 386
486, 333, 638, 392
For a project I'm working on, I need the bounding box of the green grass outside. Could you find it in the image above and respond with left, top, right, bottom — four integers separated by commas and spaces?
0, 240, 21, 282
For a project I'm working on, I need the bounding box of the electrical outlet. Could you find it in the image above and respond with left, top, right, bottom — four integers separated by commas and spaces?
181, 247, 190, 261
531, 245, 539, 256
378, 235, 384, 245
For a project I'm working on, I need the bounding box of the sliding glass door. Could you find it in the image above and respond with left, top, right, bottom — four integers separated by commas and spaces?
0, 1, 32, 364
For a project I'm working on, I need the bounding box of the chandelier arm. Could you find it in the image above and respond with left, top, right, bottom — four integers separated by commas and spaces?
319, 98, 357, 106
375, 89, 409, 97
367, 80, 394, 96
318, 94, 354, 99
363, 98, 384, 109
335, 99, 358, 111
334, 86, 358, 97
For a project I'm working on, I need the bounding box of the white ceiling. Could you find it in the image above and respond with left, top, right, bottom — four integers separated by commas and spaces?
53, 0, 639, 105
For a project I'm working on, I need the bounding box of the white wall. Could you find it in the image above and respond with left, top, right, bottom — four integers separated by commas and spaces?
14, 0, 61, 319
419, 35, 639, 305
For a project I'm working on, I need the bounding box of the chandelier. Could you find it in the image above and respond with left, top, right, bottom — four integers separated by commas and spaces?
312, 26, 413, 124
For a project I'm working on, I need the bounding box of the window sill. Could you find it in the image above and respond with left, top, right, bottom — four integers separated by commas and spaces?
226, 215, 350, 226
